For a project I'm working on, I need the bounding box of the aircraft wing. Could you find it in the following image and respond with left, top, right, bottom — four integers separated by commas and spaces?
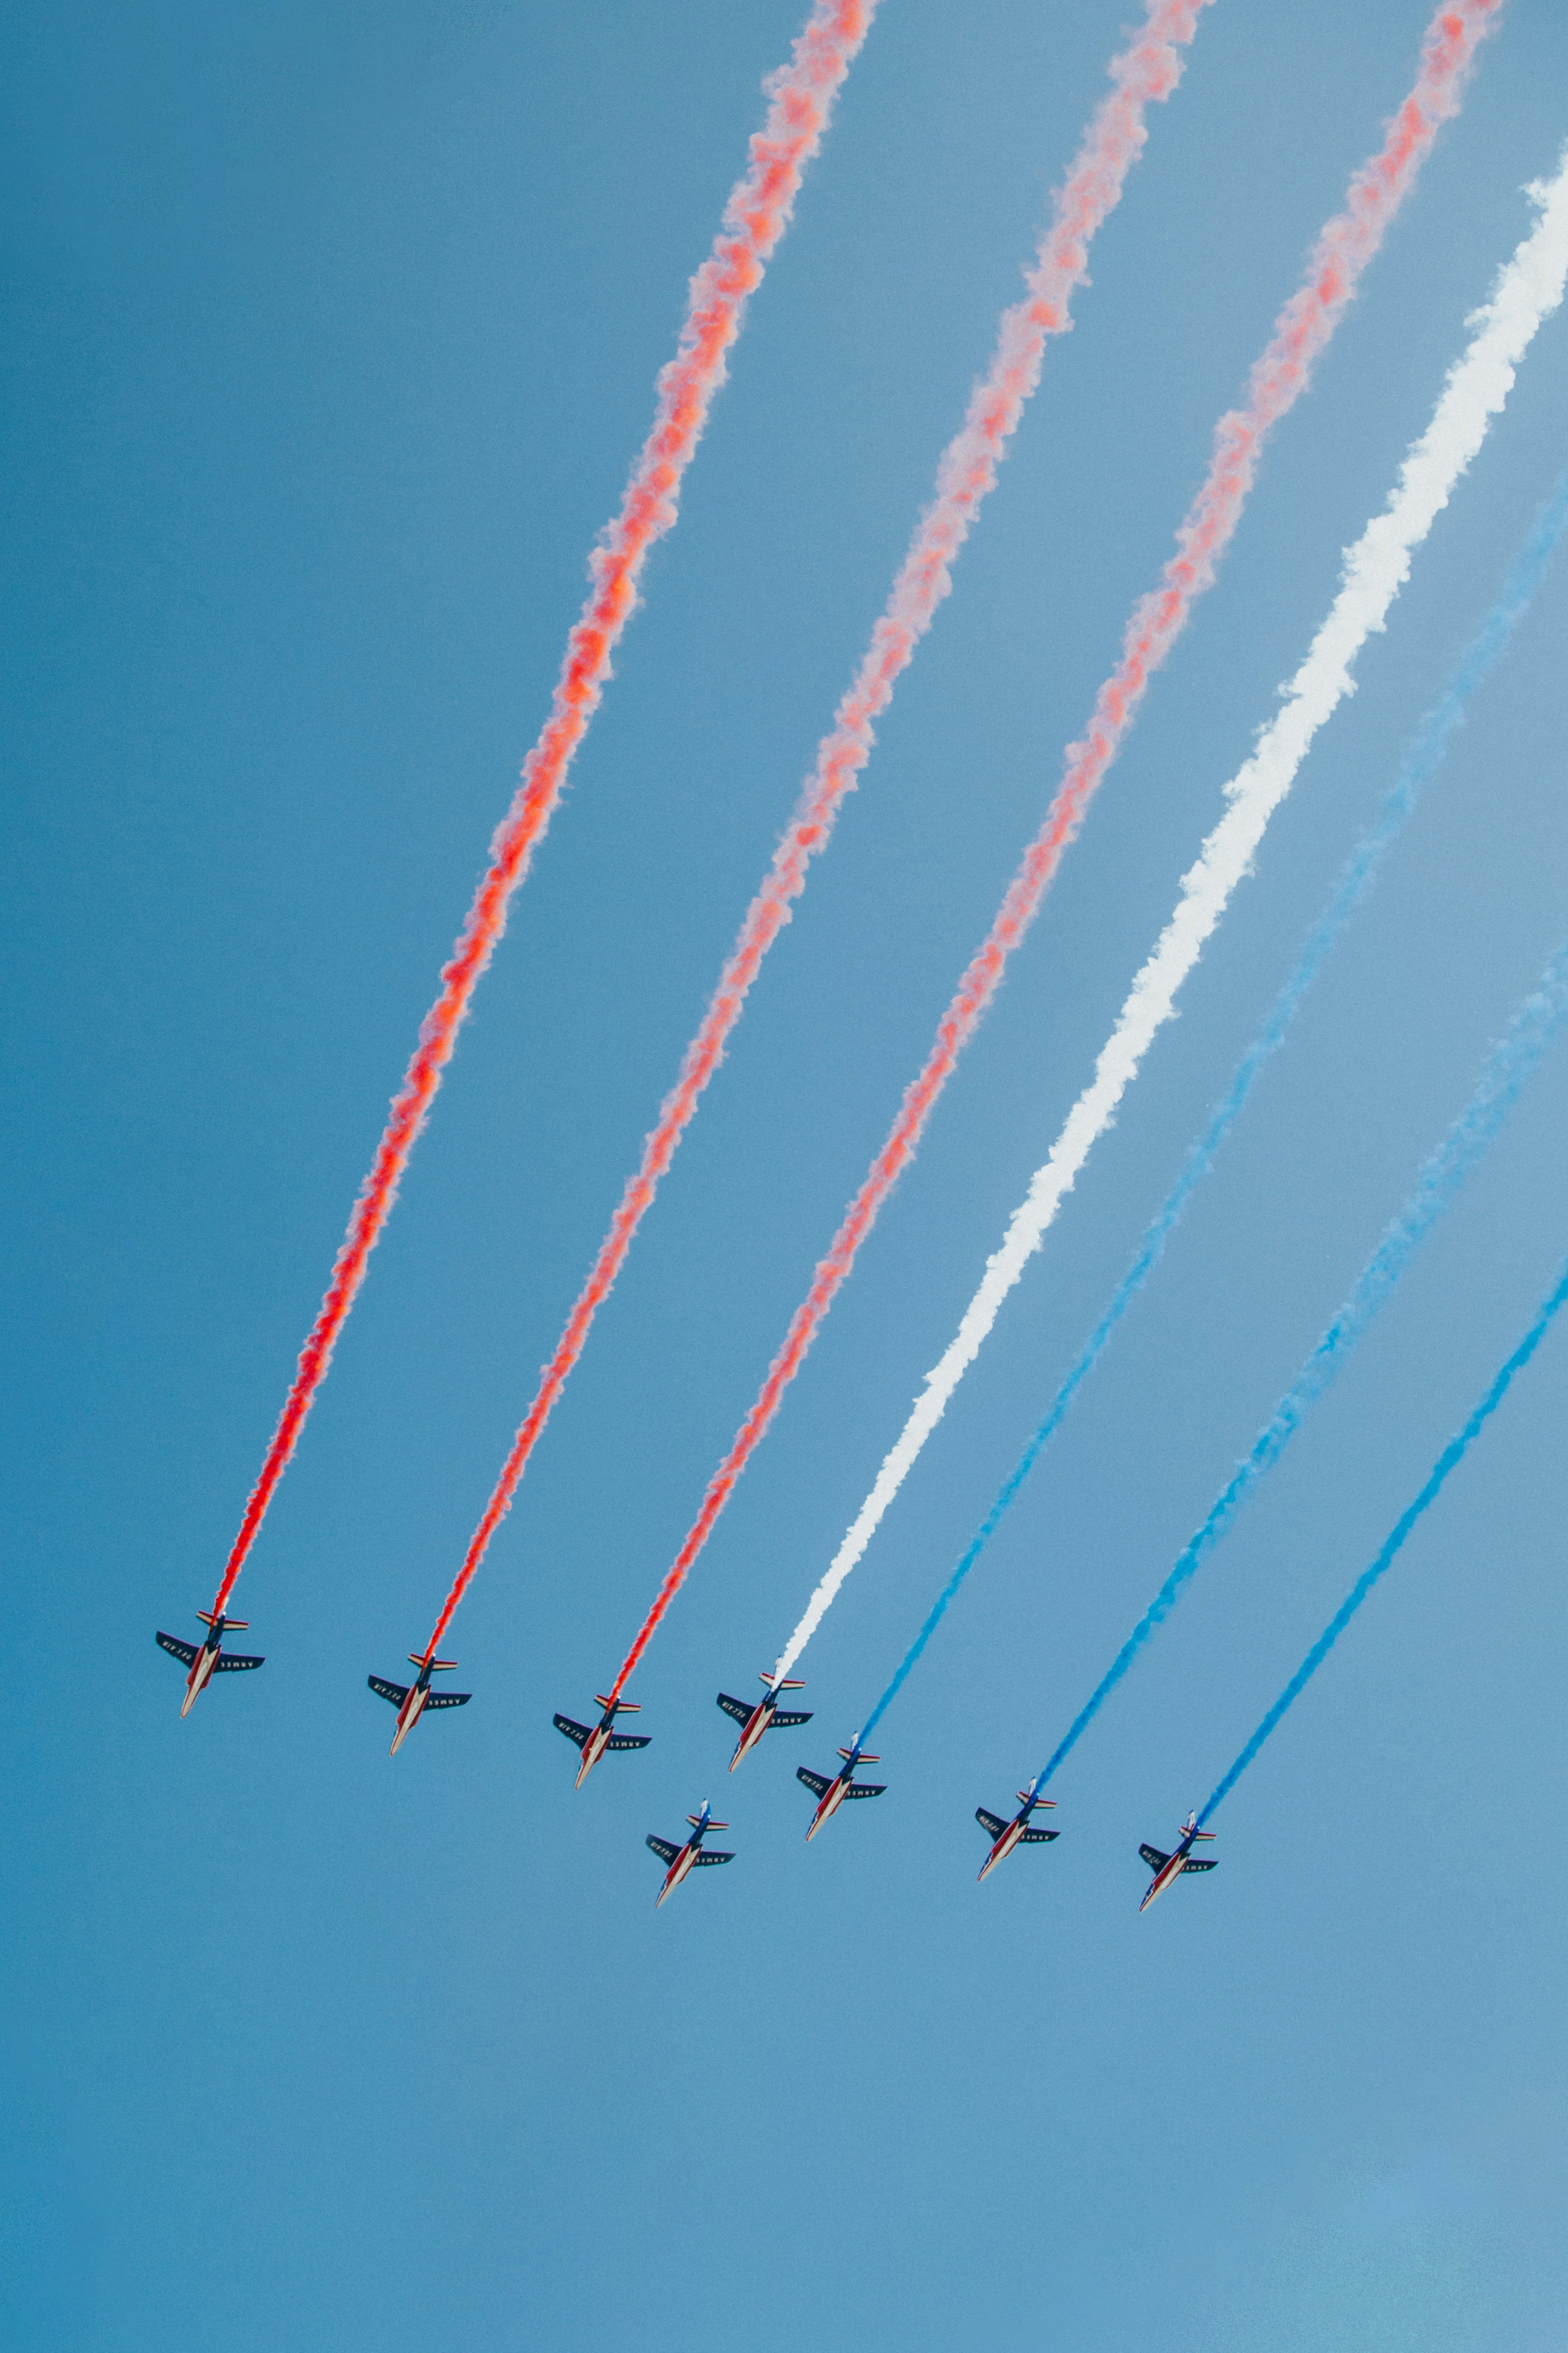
716, 1692, 752, 1725
423, 1691, 470, 1709
646, 1836, 680, 1865
771, 1709, 813, 1728
553, 1714, 589, 1747
692, 1850, 734, 1866
1019, 1826, 1059, 1843
156, 1632, 199, 1666
976, 1809, 1009, 1840
797, 1768, 832, 1798
843, 1782, 885, 1799
1181, 1856, 1217, 1873
370, 1676, 411, 1707
214, 1652, 265, 1672
607, 1733, 650, 1751
1139, 1844, 1170, 1871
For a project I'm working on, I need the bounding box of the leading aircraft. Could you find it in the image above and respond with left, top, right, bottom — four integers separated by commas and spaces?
646, 1802, 734, 1906
1138, 1812, 1217, 1911
716, 1672, 812, 1770
553, 1693, 650, 1788
797, 1734, 885, 1841
369, 1654, 471, 1755
975, 1775, 1059, 1881
156, 1611, 265, 1716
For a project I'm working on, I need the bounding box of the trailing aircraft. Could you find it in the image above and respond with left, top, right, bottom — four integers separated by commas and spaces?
1138, 1812, 1217, 1911
156, 1611, 265, 1716
975, 1775, 1059, 1881
369, 1654, 471, 1755
717, 1673, 811, 1770
797, 1733, 885, 1840
646, 1801, 734, 1905
553, 1693, 650, 1788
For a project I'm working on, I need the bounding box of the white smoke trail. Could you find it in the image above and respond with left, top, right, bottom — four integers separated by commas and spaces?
774, 147, 1568, 1684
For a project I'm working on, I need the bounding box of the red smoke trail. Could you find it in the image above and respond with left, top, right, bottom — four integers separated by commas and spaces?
207, 2, 876, 1621
606, 0, 1504, 1700
423, 0, 1214, 1658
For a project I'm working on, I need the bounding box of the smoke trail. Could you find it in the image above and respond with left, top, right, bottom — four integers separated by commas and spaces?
1200, 1250, 1568, 1822
857, 465, 1568, 1742
607, 1, 1506, 1703
1037, 934, 1568, 1787
205, 3, 878, 1616
782, 152, 1568, 1692
421, 0, 1215, 1657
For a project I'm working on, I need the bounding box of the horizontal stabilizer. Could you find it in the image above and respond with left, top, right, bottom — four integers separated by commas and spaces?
843, 1782, 885, 1800
607, 1733, 651, 1752
765, 1675, 806, 1691
156, 1632, 198, 1667
976, 1809, 1009, 1840
1019, 1827, 1059, 1843
797, 1768, 832, 1798
553, 1714, 589, 1747
198, 1611, 246, 1631
423, 1690, 471, 1709
771, 1709, 813, 1729
646, 1836, 680, 1865
839, 1746, 879, 1764
213, 1652, 265, 1673
717, 1693, 752, 1726
597, 1693, 638, 1714
369, 1676, 411, 1707
1181, 1856, 1217, 1873
692, 1850, 734, 1867
1139, 1844, 1170, 1871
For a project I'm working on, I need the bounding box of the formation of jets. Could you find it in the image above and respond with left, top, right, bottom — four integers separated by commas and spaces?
156, 1624, 1221, 1909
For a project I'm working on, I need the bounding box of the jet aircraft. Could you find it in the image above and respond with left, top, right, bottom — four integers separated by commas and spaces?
717, 1672, 812, 1770
553, 1693, 650, 1788
975, 1775, 1059, 1881
156, 1611, 265, 1716
369, 1654, 471, 1754
646, 1801, 734, 1905
797, 1734, 885, 1840
1138, 1812, 1217, 1911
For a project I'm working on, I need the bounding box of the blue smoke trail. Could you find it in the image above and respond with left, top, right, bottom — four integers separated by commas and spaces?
1200, 1250, 1568, 1822
1032, 936, 1568, 1785
859, 472, 1568, 1747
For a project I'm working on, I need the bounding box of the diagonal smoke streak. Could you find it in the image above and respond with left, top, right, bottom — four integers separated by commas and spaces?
425, 0, 1216, 1654
609, 0, 1506, 1702
1038, 930, 1568, 1788
858, 463, 1568, 1742
1200, 1249, 1568, 1822
208, 1, 880, 1617
776, 140, 1568, 1695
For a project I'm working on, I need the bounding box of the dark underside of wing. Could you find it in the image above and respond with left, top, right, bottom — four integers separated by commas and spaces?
692, 1850, 733, 1866
156, 1633, 199, 1666
423, 1691, 470, 1708
770, 1709, 812, 1729
370, 1676, 410, 1707
843, 1782, 885, 1799
214, 1651, 265, 1672
646, 1836, 680, 1865
976, 1809, 1010, 1839
717, 1693, 752, 1725
797, 1768, 831, 1798
553, 1714, 589, 1747
1019, 1826, 1059, 1842
1139, 1845, 1170, 1871
1182, 1855, 1217, 1872
607, 1733, 650, 1750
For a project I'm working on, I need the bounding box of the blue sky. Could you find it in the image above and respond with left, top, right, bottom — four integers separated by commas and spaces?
5, 3, 1568, 2346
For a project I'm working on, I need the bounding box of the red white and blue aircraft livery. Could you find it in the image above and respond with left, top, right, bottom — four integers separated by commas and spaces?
717, 1672, 812, 1770
646, 1802, 734, 1905
156, 1611, 265, 1715
369, 1655, 471, 1754
975, 1776, 1059, 1881
797, 1734, 886, 1840
1138, 1812, 1218, 1911
554, 1693, 651, 1788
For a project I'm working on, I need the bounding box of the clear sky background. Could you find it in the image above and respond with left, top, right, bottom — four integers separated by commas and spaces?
5, 4, 1568, 2346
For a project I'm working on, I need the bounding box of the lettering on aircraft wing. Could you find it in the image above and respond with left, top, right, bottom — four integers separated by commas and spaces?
1182, 1856, 1217, 1872
370, 1678, 410, 1706
797, 1770, 831, 1796
424, 1692, 470, 1708
771, 1710, 812, 1728
976, 1810, 1009, 1839
843, 1782, 885, 1798
156, 1634, 199, 1665
1019, 1827, 1059, 1843
553, 1715, 589, 1747
692, 1851, 734, 1866
717, 1694, 751, 1724
646, 1837, 680, 1863
1139, 1846, 1170, 1871
214, 1653, 265, 1672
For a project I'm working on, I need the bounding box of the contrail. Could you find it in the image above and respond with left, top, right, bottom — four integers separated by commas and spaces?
608, 0, 1507, 1702
423, 0, 1215, 1656
1199, 1248, 1568, 1824
779, 138, 1568, 1694
1037, 931, 1568, 1789
858, 464, 1568, 1742
205, 2, 878, 1616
